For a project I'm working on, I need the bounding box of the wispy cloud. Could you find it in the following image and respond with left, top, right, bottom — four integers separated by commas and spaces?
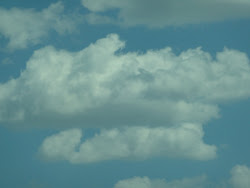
1, 58, 13, 65
82, 0, 250, 27
0, 2, 81, 50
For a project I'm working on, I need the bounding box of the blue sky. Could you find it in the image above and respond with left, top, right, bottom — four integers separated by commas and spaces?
0, 0, 250, 188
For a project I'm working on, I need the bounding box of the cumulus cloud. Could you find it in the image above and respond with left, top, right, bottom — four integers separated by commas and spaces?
0, 2, 80, 50
39, 129, 82, 161
39, 123, 216, 163
81, 0, 250, 27
114, 175, 208, 188
230, 165, 250, 188
113, 165, 250, 188
0, 34, 250, 128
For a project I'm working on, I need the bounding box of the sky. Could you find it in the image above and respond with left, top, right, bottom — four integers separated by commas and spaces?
0, 0, 250, 188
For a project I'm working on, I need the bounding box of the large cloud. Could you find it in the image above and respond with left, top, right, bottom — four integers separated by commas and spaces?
2, 33, 247, 162
0, 34, 250, 128
0, 2, 79, 50
82, 0, 250, 27
39, 123, 216, 163
230, 165, 250, 188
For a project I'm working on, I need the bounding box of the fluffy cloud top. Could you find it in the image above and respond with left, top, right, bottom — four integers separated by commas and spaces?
0, 2, 79, 50
114, 176, 208, 188
230, 165, 250, 188
82, 0, 250, 27
0, 34, 250, 128
39, 123, 216, 163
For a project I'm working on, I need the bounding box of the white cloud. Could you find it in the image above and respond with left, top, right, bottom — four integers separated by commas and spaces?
114, 175, 208, 188
0, 34, 250, 128
113, 165, 250, 188
81, 0, 250, 27
230, 165, 250, 188
0, 2, 79, 50
39, 123, 216, 163
39, 129, 82, 161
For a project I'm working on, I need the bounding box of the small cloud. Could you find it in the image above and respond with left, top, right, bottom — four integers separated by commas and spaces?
112, 164, 250, 188
114, 175, 208, 188
219, 144, 230, 150
230, 165, 250, 188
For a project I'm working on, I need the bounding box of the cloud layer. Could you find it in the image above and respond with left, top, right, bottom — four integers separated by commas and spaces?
82, 0, 250, 27
39, 123, 216, 163
0, 2, 79, 50
0, 34, 250, 128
